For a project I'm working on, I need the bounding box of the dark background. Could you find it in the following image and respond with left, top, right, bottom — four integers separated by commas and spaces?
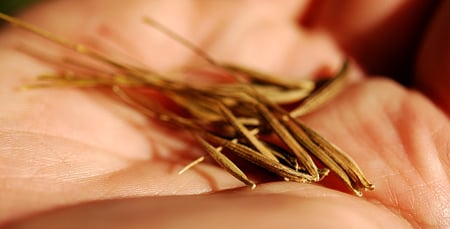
0, 0, 38, 15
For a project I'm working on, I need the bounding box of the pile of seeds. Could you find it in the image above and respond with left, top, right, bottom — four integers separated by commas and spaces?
0, 13, 374, 196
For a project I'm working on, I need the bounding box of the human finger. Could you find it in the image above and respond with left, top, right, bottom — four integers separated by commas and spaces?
416, 0, 450, 115
2, 183, 411, 229
300, 0, 440, 83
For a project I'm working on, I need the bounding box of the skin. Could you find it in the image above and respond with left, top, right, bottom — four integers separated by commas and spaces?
0, 0, 449, 228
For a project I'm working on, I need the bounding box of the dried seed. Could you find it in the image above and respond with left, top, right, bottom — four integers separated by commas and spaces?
252, 101, 320, 181
297, 122, 375, 194
216, 101, 279, 162
203, 133, 315, 182
290, 61, 349, 117
220, 64, 315, 91
195, 134, 256, 189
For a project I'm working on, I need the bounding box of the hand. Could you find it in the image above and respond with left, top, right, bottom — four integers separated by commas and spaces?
0, 0, 448, 228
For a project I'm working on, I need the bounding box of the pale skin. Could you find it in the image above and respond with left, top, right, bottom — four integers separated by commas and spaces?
0, 0, 449, 228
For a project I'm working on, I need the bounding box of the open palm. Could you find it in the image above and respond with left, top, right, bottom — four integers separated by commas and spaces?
0, 0, 449, 228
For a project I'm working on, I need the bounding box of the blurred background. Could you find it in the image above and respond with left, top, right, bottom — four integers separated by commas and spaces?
0, 0, 38, 15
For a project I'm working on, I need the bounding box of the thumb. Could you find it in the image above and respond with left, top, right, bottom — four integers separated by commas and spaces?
2, 183, 410, 229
